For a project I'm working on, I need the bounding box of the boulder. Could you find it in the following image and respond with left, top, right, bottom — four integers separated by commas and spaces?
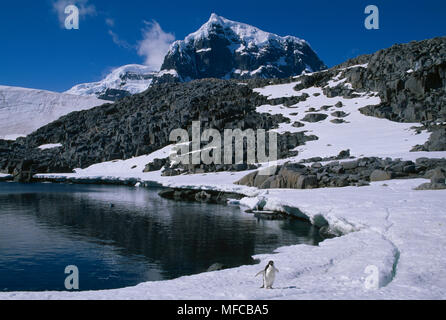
431, 167, 446, 184
336, 149, 351, 159
144, 158, 168, 172
296, 175, 318, 189
292, 121, 305, 128
207, 263, 225, 272
276, 165, 306, 188
301, 113, 328, 123
330, 119, 347, 124
341, 160, 358, 170
331, 111, 349, 118
370, 170, 393, 182
235, 171, 257, 186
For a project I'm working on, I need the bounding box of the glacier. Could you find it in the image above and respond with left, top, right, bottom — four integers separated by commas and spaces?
65, 64, 157, 99
0, 85, 107, 140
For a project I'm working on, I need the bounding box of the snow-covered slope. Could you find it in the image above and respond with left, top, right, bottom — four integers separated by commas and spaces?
0, 85, 107, 140
252, 66, 430, 160
154, 13, 326, 83
65, 64, 157, 100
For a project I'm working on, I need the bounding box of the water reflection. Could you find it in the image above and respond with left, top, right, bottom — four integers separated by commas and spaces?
0, 183, 322, 291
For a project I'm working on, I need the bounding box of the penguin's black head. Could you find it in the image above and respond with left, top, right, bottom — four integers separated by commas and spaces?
268, 260, 274, 266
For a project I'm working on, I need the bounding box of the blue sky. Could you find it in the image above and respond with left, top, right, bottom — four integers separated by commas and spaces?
0, 0, 445, 92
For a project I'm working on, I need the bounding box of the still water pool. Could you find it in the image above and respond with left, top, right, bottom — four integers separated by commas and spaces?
0, 182, 322, 291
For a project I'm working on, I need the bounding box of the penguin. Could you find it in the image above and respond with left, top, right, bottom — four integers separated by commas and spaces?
255, 260, 279, 289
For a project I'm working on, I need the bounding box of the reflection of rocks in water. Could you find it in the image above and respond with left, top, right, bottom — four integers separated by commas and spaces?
207, 263, 225, 272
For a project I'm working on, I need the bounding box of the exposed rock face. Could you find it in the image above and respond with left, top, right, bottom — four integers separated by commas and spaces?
412, 125, 446, 151
158, 188, 243, 204
144, 158, 168, 172
298, 149, 353, 164
153, 14, 326, 84
301, 113, 328, 123
160, 130, 318, 176
415, 167, 446, 190
370, 170, 393, 182
292, 121, 305, 128
288, 37, 446, 151
330, 119, 347, 124
0, 79, 316, 181
236, 157, 446, 190
348, 38, 446, 124
331, 111, 349, 118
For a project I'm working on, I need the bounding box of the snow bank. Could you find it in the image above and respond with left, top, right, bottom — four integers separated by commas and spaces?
0, 173, 12, 180
37, 143, 62, 150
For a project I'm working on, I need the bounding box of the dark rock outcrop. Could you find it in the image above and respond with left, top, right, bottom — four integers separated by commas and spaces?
236, 156, 446, 190
412, 125, 446, 151
301, 113, 328, 123
290, 37, 446, 150
415, 167, 446, 190
144, 158, 169, 172
370, 170, 394, 182
1, 79, 318, 180
158, 187, 244, 204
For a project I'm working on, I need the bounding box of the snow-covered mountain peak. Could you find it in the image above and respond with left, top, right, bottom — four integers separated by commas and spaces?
105, 64, 155, 81
175, 13, 306, 53
66, 64, 157, 101
155, 14, 326, 83
65, 15, 326, 98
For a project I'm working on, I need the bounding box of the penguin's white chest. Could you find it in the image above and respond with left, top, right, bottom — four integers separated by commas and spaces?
264, 266, 276, 288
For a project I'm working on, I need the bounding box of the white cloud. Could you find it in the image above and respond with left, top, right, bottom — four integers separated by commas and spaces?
52, 0, 96, 27
137, 21, 175, 71
108, 30, 133, 49
105, 18, 115, 27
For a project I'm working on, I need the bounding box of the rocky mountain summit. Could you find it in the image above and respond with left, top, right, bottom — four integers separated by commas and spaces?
153, 14, 326, 84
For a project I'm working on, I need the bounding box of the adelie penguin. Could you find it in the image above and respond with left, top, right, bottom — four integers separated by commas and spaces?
255, 260, 279, 289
